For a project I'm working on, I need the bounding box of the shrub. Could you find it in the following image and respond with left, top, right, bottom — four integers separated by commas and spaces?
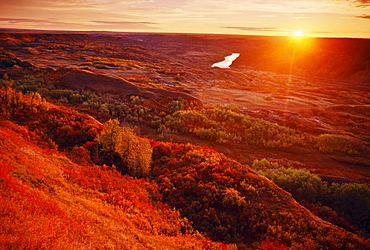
167, 97, 186, 112
163, 106, 302, 148
222, 187, 247, 207
330, 183, 370, 231
251, 159, 280, 172
257, 161, 370, 233
258, 167, 323, 203
316, 134, 359, 155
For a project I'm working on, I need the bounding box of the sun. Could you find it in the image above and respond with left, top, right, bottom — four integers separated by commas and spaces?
294, 30, 303, 37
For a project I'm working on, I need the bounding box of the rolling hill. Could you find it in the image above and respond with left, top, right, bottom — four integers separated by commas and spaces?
0, 30, 370, 249
0, 95, 369, 249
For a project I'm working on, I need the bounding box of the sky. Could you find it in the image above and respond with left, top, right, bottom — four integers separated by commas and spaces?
0, 0, 369, 38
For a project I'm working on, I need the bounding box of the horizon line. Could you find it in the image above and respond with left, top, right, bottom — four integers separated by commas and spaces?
0, 27, 369, 40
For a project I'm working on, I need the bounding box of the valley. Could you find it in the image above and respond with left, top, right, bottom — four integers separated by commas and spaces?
1, 30, 370, 249
4, 31, 368, 183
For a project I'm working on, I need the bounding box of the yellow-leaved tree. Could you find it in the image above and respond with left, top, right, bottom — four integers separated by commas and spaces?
95, 119, 152, 177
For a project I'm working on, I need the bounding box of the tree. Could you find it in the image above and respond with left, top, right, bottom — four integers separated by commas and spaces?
0, 78, 14, 117
95, 119, 123, 164
331, 183, 370, 231
29, 92, 42, 110
137, 138, 152, 176
258, 167, 323, 203
316, 134, 359, 155
95, 119, 152, 177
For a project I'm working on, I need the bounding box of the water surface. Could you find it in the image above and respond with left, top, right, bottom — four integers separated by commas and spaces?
212, 53, 240, 68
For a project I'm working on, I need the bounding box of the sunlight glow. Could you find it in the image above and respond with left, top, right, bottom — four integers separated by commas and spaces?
294, 30, 303, 37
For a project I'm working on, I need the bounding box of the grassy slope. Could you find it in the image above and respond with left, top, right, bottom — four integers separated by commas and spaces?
0, 120, 232, 249
0, 93, 369, 248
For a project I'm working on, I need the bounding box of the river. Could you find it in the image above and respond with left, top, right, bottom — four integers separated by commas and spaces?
211, 53, 240, 69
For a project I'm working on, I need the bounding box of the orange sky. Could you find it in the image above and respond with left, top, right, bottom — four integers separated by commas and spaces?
0, 0, 369, 38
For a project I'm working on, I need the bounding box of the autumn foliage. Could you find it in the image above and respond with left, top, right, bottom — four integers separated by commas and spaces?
150, 141, 370, 249
0, 87, 369, 249
0, 120, 234, 249
95, 119, 152, 177
161, 105, 302, 148
0, 33, 369, 249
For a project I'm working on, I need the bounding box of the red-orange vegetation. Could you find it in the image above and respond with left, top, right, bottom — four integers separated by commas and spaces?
0, 87, 102, 149
259, 239, 289, 250
0, 120, 235, 249
150, 141, 370, 249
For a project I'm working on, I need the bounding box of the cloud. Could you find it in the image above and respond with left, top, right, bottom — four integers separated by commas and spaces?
353, 14, 370, 18
0, 18, 65, 25
351, 0, 370, 7
0, 17, 159, 30
109, 0, 155, 4
183, 0, 341, 14
90, 20, 159, 29
223, 26, 280, 32
292, 16, 313, 19
259, 15, 277, 18
312, 30, 334, 34
337, 0, 370, 7
92, 20, 157, 25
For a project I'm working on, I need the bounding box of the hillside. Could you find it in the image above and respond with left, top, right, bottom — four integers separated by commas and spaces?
0, 119, 234, 249
1, 31, 370, 249
150, 141, 369, 248
0, 96, 369, 249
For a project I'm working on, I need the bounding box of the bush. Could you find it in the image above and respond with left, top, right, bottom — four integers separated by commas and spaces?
13, 76, 53, 94
251, 159, 280, 172
167, 98, 186, 112
316, 134, 359, 155
330, 183, 370, 231
258, 167, 323, 203
163, 106, 302, 148
257, 161, 370, 233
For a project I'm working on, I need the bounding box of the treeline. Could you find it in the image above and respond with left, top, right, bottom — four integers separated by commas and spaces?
316, 134, 363, 155
156, 105, 364, 154
3, 72, 363, 156
9, 74, 154, 123
0, 77, 101, 149
253, 159, 370, 234
158, 105, 303, 148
